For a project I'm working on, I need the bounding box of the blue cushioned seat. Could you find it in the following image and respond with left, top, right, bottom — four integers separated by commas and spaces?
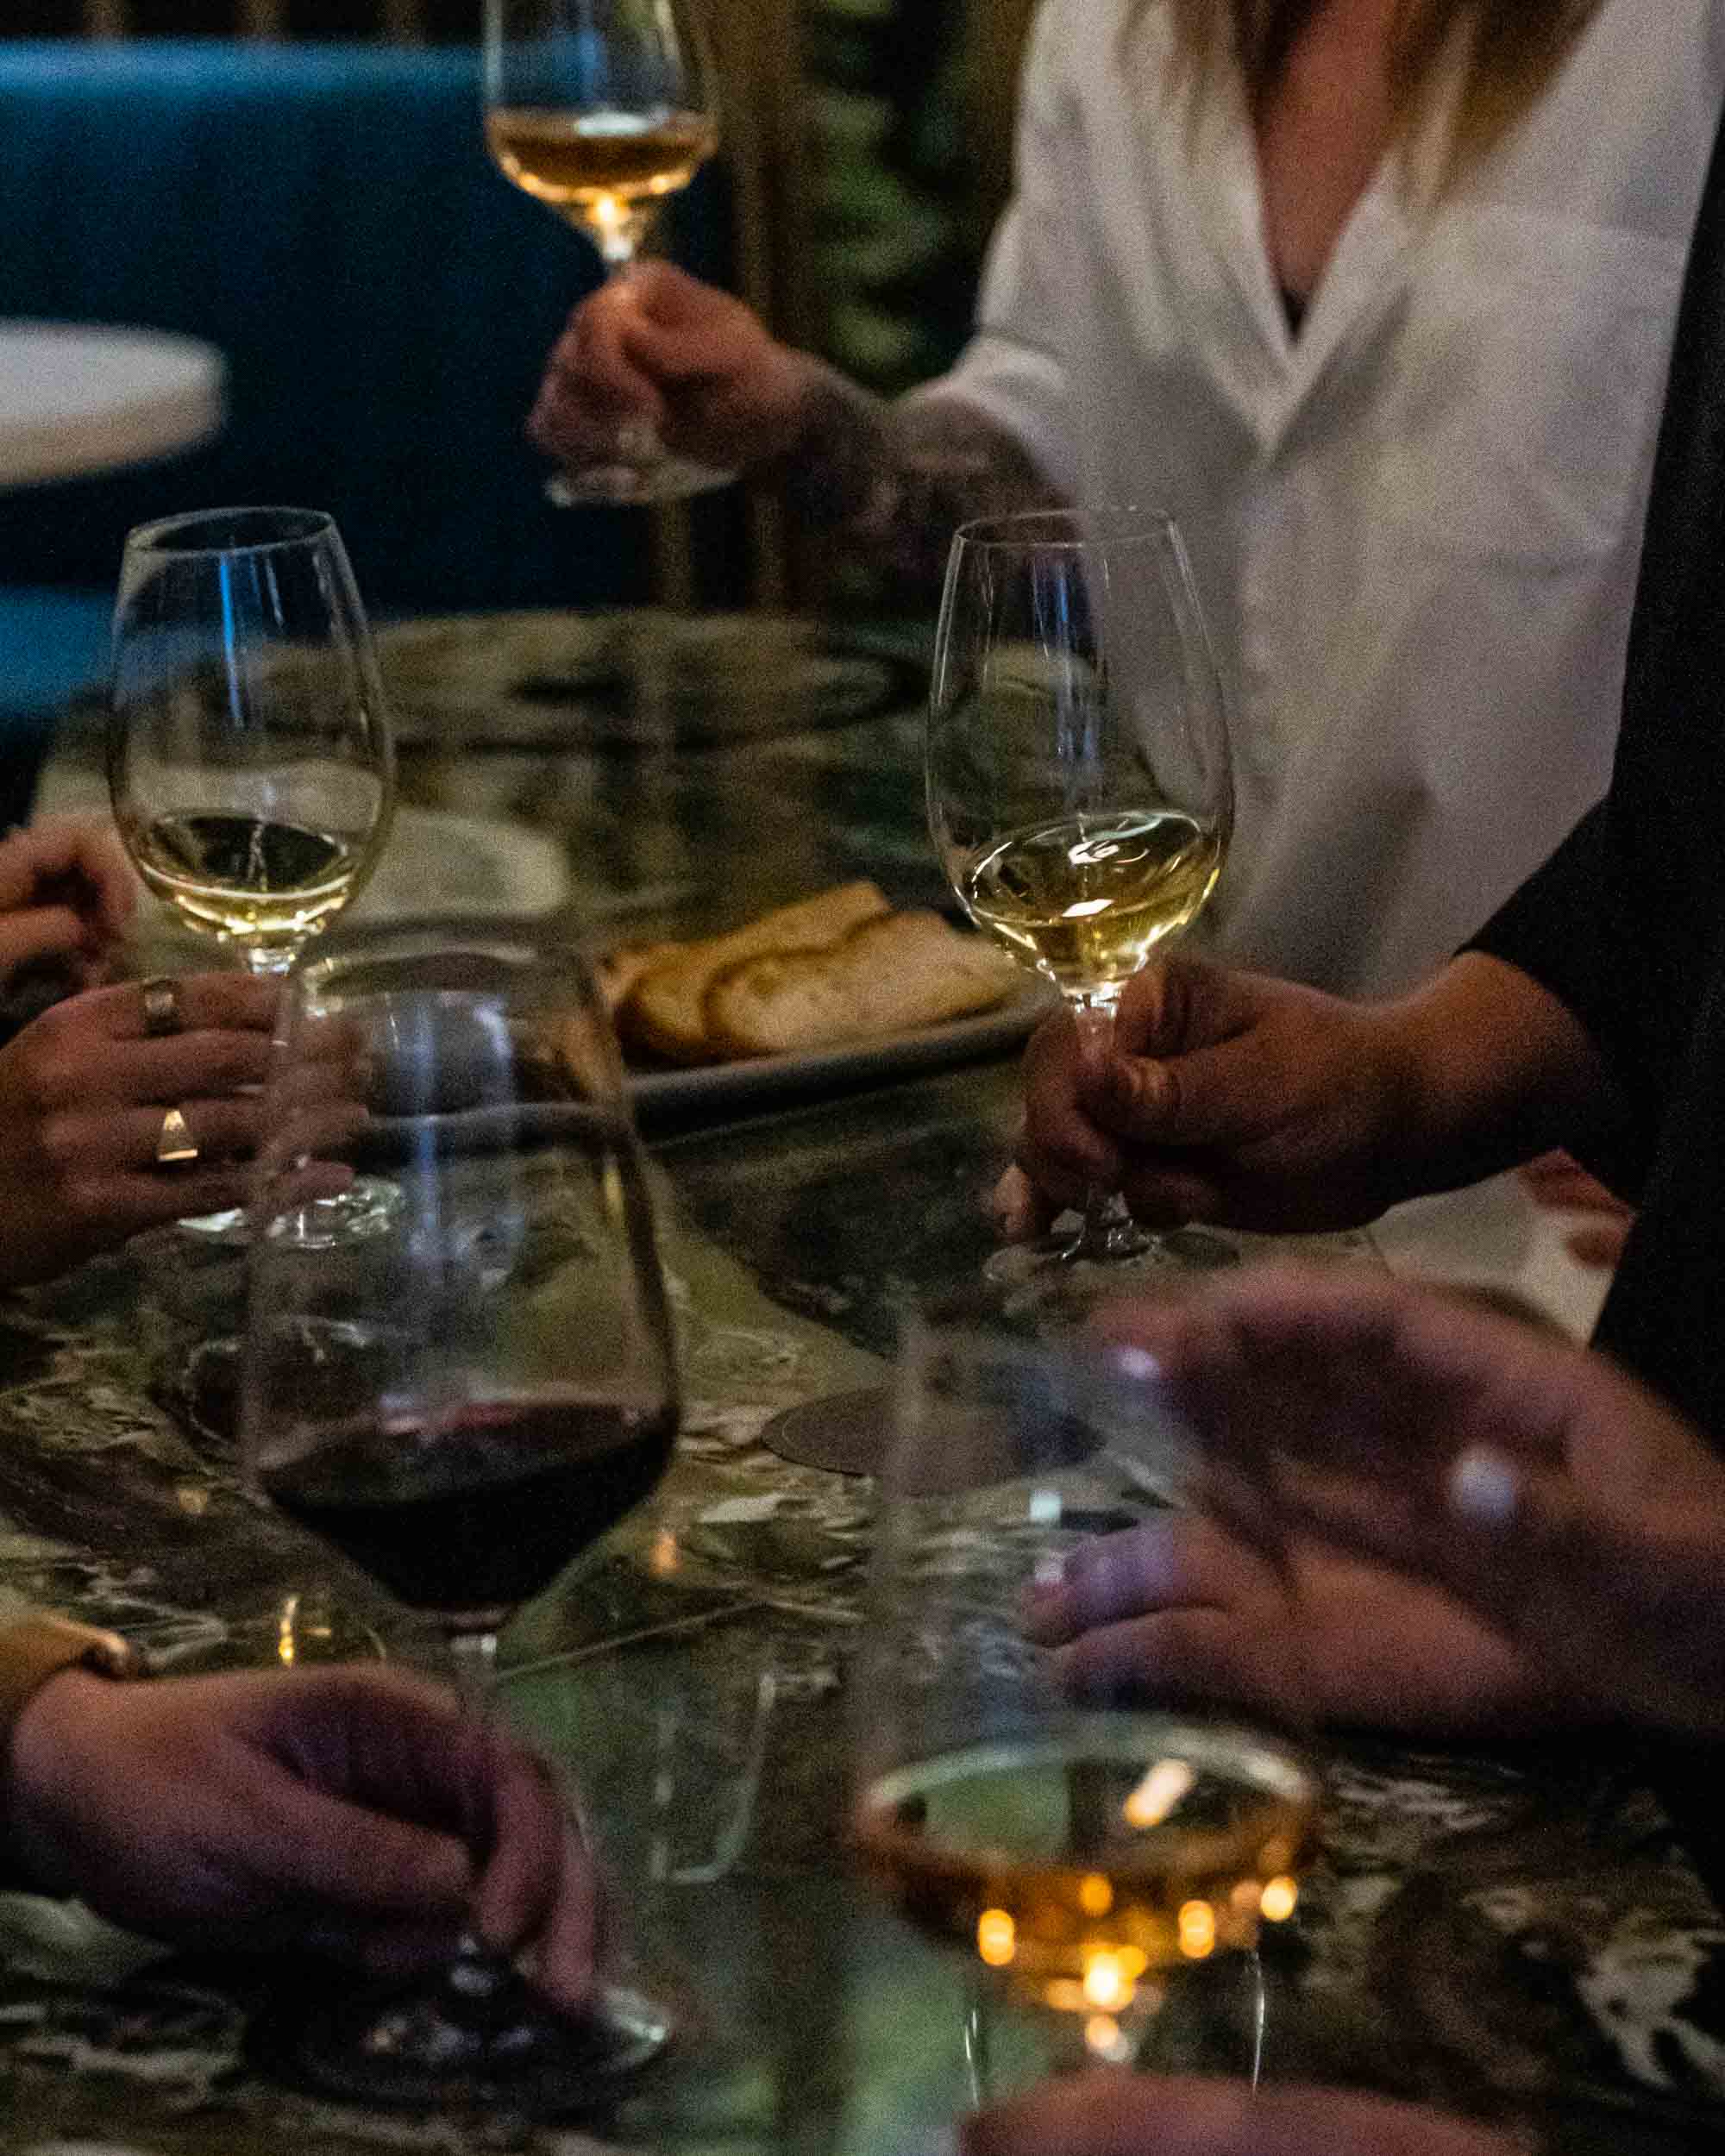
0, 41, 739, 824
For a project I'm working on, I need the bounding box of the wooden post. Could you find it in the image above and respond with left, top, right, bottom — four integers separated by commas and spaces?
962, 0, 1039, 249
237, 0, 287, 36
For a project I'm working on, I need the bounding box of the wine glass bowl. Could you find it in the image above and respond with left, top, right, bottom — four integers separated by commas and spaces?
108, 506, 394, 977
926, 507, 1233, 1280
851, 1326, 1318, 2090
484, 0, 731, 504
242, 915, 681, 2109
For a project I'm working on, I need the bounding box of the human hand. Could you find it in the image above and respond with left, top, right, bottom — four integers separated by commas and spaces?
0, 816, 135, 992
6, 1663, 596, 2008
529, 262, 822, 476
1090, 1267, 1725, 1743
1023, 1491, 1574, 1741
1518, 1148, 1634, 1269
0, 971, 298, 1284
1008, 956, 1412, 1240
962, 2067, 1514, 2156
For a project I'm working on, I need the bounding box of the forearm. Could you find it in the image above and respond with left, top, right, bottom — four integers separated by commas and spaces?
1374, 953, 1622, 1195
781, 367, 1053, 587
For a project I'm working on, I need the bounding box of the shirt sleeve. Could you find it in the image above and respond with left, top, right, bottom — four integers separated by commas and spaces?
1466, 802, 1615, 1041
906, 0, 1080, 499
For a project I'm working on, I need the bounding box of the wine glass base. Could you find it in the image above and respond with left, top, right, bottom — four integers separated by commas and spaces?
758, 1383, 895, 1475
547, 456, 735, 507
984, 1222, 1239, 1326
266, 1976, 671, 2116
173, 1175, 404, 1250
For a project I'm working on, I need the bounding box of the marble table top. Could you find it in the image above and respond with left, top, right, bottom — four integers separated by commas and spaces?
4, 620, 1722, 2155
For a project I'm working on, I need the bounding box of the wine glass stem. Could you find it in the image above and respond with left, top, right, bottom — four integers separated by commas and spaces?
1070, 997, 1136, 1262
447, 1626, 500, 1720
444, 1627, 504, 1976
242, 942, 301, 977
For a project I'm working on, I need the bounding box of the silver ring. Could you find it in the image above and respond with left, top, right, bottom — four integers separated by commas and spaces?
140, 977, 185, 1039
154, 1106, 200, 1169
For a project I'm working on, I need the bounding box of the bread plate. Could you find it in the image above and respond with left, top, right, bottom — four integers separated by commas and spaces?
627, 969, 1057, 1121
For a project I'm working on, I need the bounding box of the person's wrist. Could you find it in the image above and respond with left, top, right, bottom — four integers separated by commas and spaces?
0, 1619, 144, 1896
774, 361, 896, 527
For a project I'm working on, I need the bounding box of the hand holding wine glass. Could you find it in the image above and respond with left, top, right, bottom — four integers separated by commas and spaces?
485, 0, 731, 505
108, 505, 397, 1248
242, 914, 681, 2110
926, 508, 1234, 1293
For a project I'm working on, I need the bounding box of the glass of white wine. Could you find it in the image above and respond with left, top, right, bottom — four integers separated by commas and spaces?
851, 1323, 1319, 2098
927, 507, 1234, 1294
484, 0, 730, 505
109, 505, 397, 1243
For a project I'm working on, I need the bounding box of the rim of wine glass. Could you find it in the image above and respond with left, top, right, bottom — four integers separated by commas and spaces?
289, 910, 610, 988
948, 505, 1185, 551
123, 505, 339, 557
285, 911, 625, 1076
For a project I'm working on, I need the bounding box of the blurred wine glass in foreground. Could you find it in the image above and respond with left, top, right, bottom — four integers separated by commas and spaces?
851, 1325, 1318, 2097
484, 0, 729, 504
243, 914, 681, 2110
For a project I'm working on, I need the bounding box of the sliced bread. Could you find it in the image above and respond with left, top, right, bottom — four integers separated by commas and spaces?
704, 908, 1018, 1058
620, 879, 891, 1064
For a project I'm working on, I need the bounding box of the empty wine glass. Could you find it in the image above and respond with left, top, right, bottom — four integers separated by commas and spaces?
108, 505, 398, 1246
927, 507, 1235, 1296
242, 913, 681, 2110
851, 1323, 1318, 2099
485, 0, 730, 504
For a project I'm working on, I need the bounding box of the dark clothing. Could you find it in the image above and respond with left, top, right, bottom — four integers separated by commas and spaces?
1471, 98, 1725, 1446
1470, 108, 1725, 1891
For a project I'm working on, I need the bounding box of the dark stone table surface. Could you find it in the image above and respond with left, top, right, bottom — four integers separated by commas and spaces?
3, 613, 1722, 2156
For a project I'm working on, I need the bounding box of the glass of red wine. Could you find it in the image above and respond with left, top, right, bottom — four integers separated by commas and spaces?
241, 912, 681, 2112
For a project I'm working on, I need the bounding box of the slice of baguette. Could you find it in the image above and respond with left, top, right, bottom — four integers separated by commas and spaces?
620, 880, 891, 1064
704, 908, 1018, 1059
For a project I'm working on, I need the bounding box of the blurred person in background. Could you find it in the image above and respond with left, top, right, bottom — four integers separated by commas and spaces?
531, 0, 1720, 1003
536, 0, 1720, 1289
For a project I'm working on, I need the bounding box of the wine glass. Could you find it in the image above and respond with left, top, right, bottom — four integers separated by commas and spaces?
242, 913, 681, 2111
484, 0, 731, 505
927, 506, 1235, 1294
108, 505, 398, 1246
850, 1322, 1319, 2100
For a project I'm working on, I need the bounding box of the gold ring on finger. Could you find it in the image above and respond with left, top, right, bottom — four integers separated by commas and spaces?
140, 977, 185, 1039
154, 1106, 200, 1168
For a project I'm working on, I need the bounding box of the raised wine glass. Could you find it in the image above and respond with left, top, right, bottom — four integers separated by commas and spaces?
850, 1323, 1319, 2100
484, 0, 730, 505
927, 507, 1235, 1300
242, 913, 681, 2110
108, 505, 398, 1245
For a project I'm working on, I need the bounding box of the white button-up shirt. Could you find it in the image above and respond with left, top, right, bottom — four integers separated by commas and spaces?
929, 0, 1725, 993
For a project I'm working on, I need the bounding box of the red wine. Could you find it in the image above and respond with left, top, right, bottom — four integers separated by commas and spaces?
262, 1398, 675, 1617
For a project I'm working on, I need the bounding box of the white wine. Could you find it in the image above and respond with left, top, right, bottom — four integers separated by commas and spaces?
853, 1716, 1315, 2016
130, 811, 367, 962
486, 106, 717, 239
960, 809, 1223, 1000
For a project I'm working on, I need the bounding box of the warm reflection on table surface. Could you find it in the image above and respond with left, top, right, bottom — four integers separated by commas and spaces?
2, 612, 1721, 2155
